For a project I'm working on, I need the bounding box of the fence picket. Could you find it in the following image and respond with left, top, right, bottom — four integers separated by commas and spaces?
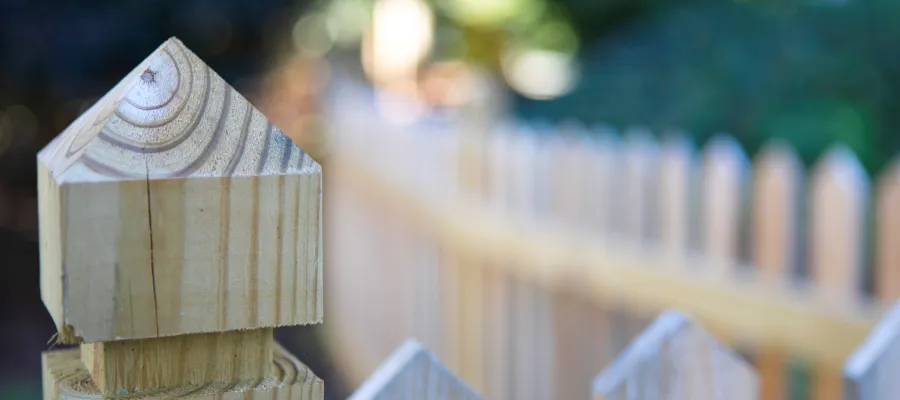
440, 249, 463, 375
753, 141, 804, 400
545, 125, 616, 400
524, 130, 557, 400
585, 126, 620, 235
475, 128, 513, 398
548, 134, 587, 227
458, 253, 486, 393
809, 145, 870, 400
809, 146, 869, 301
482, 266, 512, 399
659, 132, 696, 258
876, 161, 900, 304
702, 135, 750, 268
615, 128, 661, 366
328, 176, 386, 383
620, 127, 660, 243
486, 127, 512, 212
490, 128, 545, 400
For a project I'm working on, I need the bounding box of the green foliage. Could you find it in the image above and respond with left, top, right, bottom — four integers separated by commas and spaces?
0, 380, 42, 400
515, 0, 900, 174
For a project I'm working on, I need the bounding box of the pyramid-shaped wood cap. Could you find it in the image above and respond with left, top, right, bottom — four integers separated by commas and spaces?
39, 37, 315, 182
38, 38, 322, 343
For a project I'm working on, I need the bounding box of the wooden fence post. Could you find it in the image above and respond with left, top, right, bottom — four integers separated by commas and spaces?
39, 38, 323, 399
350, 339, 482, 400
592, 310, 758, 400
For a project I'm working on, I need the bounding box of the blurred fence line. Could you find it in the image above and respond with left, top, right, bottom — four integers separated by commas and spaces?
320, 96, 898, 398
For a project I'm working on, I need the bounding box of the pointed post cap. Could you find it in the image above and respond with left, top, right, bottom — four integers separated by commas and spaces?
593, 310, 758, 399
350, 340, 482, 400
38, 38, 323, 343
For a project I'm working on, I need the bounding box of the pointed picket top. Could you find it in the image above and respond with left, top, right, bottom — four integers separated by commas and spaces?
876, 159, 900, 303
753, 140, 804, 284
38, 37, 315, 184
701, 134, 749, 267
659, 131, 697, 257
592, 310, 758, 400
557, 118, 590, 137
808, 144, 869, 300
592, 122, 620, 144
844, 302, 900, 400
620, 127, 660, 243
350, 339, 482, 400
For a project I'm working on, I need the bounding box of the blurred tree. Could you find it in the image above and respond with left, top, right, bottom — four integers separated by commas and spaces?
316, 0, 900, 173
516, 0, 900, 174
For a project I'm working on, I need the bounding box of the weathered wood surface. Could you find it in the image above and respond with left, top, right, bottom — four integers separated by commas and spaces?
37, 37, 322, 343
43, 342, 323, 400
81, 328, 273, 396
349, 340, 481, 400
844, 302, 900, 400
592, 310, 758, 400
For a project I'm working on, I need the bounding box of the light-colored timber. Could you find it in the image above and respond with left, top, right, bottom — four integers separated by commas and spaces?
349, 340, 481, 400
38, 37, 323, 400
844, 302, 900, 400
592, 310, 758, 400
37, 37, 323, 343
329, 147, 878, 373
876, 161, 900, 303
752, 141, 803, 400
81, 328, 273, 395
43, 342, 323, 400
809, 147, 869, 400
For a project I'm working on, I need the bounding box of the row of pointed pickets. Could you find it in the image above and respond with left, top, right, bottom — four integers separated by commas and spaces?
325, 104, 900, 399
38, 38, 324, 399
351, 306, 900, 400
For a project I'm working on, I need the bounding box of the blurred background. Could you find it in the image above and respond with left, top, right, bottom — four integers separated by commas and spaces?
2, 0, 900, 398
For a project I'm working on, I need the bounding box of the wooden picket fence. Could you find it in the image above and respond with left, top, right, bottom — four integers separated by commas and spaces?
321, 101, 899, 399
